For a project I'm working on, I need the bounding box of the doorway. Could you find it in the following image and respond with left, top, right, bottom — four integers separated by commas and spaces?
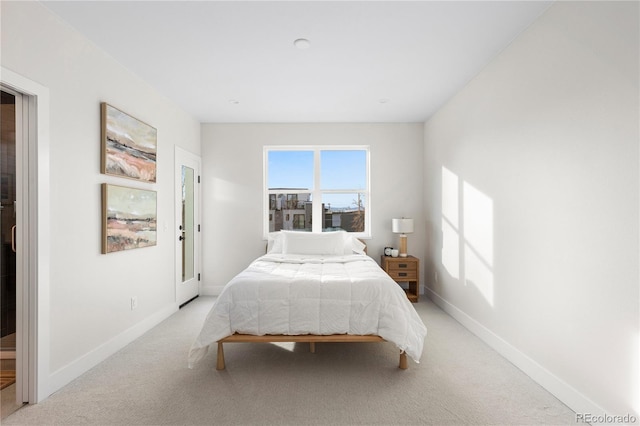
0, 88, 24, 418
175, 147, 201, 307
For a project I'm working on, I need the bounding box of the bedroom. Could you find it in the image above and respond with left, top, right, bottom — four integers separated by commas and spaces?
0, 0, 638, 424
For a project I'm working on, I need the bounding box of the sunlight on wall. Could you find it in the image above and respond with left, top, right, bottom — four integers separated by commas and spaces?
440, 166, 495, 306
442, 219, 460, 279
441, 167, 460, 279
463, 181, 494, 306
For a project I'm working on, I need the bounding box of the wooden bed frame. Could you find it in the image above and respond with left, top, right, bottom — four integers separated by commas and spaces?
216, 334, 408, 370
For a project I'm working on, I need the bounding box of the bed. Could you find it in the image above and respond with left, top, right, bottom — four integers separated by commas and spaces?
188, 230, 427, 370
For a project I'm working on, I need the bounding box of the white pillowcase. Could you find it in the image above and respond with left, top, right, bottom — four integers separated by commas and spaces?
345, 235, 367, 255
266, 232, 284, 254
282, 231, 345, 255
267, 230, 366, 255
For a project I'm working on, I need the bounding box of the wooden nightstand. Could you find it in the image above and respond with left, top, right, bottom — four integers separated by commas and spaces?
381, 255, 419, 302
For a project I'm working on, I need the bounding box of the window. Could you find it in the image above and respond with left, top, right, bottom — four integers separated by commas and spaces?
293, 214, 305, 229
265, 146, 370, 237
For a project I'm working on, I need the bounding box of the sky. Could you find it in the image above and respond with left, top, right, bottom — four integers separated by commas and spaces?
268, 150, 366, 209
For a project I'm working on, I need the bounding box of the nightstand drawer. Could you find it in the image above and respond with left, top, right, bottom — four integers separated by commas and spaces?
388, 261, 417, 272
387, 270, 418, 280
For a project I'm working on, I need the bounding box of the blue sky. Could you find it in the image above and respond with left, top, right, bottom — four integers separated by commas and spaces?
268, 150, 366, 209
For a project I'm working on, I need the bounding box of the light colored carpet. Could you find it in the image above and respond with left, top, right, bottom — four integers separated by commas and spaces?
3, 297, 576, 425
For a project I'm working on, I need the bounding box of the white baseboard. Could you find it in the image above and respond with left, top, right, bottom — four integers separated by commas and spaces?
426, 288, 605, 418
48, 303, 178, 396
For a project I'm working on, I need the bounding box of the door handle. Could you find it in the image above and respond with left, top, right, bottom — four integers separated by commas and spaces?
11, 225, 16, 253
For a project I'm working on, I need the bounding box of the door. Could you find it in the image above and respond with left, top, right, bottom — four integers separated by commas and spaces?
1, 86, 29, 412
1, 89, 19, 408
175, 147, 201, 306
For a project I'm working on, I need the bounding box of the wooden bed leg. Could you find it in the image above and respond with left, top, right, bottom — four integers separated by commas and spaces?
399, 352, 408, 370
309, 342, 316, 353
216, 342, 226, 370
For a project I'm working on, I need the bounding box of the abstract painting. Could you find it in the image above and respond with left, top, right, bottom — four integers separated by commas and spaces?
101, 103, 157, 182
102, 184, 157, 254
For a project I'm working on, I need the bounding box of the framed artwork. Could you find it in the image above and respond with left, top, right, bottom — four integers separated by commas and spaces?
101, 102, 157, 183
102, 184, 157, 254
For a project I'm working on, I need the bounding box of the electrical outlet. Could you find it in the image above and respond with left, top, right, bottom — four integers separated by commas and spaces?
434, 271, 438, 283
131, 296, 138, 311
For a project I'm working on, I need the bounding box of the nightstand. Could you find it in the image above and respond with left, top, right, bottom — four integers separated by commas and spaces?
381, 255, 419, 302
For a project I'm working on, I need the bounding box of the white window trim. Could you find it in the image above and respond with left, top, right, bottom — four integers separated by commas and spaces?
263, 145, 371, 238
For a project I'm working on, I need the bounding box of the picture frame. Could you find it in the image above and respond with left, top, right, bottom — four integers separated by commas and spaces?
101, 102, 157, 183
102, 183, 157, 254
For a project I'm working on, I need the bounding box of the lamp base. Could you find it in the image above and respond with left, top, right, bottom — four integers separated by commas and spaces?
399, 234, 408, 257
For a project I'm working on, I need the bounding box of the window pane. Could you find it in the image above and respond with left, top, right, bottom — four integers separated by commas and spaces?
323, 193, 365, 233
268, 192, 312, 232
268, 151, 314, 190
320, 150, 366, 190
181, 166, 195, 282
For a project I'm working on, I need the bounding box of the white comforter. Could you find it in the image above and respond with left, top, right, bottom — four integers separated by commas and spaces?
188, 254, 427, 367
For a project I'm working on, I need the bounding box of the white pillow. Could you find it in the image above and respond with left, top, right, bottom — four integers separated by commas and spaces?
344, 234, 366, 255
266, 232, 284, 254
282, 231, 345, 256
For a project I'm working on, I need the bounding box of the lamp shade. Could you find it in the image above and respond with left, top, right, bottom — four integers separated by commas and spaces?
392, 218, 414, 234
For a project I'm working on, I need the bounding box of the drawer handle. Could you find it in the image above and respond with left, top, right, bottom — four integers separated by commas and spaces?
399, 264, 407, 268
398, 272, 407, 277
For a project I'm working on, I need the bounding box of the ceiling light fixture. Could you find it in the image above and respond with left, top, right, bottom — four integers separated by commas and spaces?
293, 38, 311, 50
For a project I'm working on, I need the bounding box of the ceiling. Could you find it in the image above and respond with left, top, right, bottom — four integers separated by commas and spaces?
42, 1, 553, 123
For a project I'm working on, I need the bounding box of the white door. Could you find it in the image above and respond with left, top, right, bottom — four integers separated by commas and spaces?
175, 147, 201, 306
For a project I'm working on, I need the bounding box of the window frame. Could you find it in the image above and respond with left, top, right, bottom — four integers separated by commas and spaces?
264, 145, 371, 238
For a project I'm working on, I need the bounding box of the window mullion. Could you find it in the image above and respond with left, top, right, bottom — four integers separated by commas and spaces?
312, 149, 322, 233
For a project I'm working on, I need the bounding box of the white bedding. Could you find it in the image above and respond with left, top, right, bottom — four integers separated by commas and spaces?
188, 253, 427, 367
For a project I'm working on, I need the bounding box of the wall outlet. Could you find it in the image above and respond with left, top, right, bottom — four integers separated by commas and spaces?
131, 296, 138, 311
434, 271, 438, 283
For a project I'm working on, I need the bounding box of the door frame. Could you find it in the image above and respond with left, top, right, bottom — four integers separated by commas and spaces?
1, 67, 51, 403
174, 146, 201, 306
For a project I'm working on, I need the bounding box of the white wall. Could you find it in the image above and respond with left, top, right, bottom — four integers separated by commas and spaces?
423, 1, 638, 418
201, 123, 424, 294
1, 2, 200, 398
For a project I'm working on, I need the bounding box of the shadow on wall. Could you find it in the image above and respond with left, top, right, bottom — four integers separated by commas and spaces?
440, 166, 494, 307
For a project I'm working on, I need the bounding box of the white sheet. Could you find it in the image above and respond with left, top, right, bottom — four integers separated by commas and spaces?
188, 254, 427, 367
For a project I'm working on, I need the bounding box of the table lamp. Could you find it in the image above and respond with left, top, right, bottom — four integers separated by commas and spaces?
392, 218, 414, 258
